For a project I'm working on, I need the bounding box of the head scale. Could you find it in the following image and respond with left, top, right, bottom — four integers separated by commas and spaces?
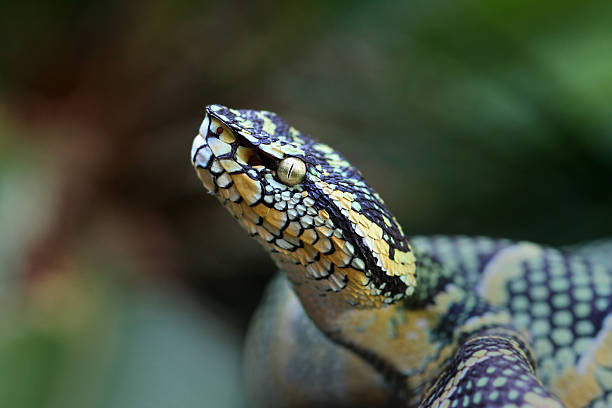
191, 104, 416, 307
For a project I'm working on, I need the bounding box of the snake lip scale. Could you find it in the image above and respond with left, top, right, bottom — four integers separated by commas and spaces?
192, 104, 612, 408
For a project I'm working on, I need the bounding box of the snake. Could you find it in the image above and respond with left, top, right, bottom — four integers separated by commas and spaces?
190, 104, 612, 408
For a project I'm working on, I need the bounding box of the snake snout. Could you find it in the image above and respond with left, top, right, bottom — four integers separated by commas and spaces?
191, 135, 212, 168
191, 113, 212, 160
191, 134, 217, 193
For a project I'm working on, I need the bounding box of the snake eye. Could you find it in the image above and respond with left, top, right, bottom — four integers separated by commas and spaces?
277, 157, 306, 185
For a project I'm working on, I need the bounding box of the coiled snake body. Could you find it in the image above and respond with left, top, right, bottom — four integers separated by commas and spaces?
191, 105, 612, 408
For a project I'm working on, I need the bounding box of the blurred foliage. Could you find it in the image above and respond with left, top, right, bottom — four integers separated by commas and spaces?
1, 1, 611, 407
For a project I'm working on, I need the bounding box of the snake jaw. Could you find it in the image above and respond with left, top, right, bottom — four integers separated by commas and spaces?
192, 105, 418, 306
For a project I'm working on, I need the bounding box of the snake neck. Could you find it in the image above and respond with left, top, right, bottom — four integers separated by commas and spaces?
280, 249, 452, 330
281, 250, 516, 398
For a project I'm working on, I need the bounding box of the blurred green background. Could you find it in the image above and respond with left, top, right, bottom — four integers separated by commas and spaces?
1, 1, 611, 407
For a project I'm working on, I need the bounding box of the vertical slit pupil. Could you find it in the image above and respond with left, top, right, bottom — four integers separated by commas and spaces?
287, 163, 295, 179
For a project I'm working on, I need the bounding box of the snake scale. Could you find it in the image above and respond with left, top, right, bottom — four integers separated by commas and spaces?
191, 105, 612, 408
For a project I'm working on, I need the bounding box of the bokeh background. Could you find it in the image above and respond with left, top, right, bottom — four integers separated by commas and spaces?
2, 1, 612, 407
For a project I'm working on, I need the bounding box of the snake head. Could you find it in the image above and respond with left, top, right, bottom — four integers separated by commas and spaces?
191, 105, 416, 307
